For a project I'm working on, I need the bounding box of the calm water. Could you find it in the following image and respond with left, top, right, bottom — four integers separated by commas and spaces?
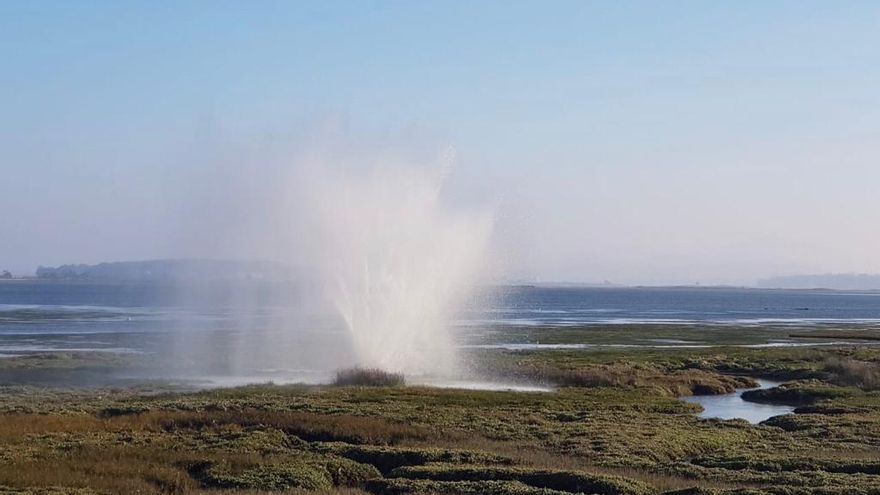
1, 281, 878, 386
1, 281, 879, 356
485, 285, 880, 326
681, 379, 795, 423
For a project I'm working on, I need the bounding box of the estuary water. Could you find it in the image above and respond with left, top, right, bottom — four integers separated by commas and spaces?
1, 281, 878, 386
681, 379, 795, 423
482, 285, 880, 327
2, 281, 880, 358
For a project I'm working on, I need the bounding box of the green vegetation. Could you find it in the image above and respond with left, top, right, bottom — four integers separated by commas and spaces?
823, 356, 880, 389
334, 368, 406, 387
1, 328, 880, 494
467, 322, 880, 347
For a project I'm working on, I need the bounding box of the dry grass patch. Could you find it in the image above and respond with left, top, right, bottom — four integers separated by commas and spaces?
0, 407, 435, 447
0, 446, 378, 495
147, 409, 432, 445
515, 364, 754, 395
0, 415, 107, 441
0, 446, 199, 493
824, 357, 880, 390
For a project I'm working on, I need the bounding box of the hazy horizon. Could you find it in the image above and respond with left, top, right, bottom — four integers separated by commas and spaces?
3, 2, 879, 286
14, 258, 880, 291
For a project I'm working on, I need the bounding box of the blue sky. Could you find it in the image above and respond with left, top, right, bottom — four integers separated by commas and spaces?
2, 1, 879, 284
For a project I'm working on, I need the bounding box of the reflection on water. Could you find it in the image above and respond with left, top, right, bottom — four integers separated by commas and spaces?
681, 379, 795, 423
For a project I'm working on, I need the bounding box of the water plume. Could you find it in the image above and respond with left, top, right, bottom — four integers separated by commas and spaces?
164, 134, 494, 383
307, 152, 493, 377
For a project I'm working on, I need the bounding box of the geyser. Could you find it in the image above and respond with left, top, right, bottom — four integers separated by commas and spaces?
164, 138, 493, 384
310, 155, 493, 377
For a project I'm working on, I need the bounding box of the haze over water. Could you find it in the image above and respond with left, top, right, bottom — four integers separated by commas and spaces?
2, 281, 879, 385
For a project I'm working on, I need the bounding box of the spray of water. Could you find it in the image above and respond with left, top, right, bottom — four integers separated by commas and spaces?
309, 152, 493, 376
165, 137, 494, 383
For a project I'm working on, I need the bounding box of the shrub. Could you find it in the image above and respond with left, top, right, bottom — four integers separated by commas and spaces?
190, 460, 333, 491
333, 367, 405, 387
389, 464, 653, 495
151, 409, 430, 445
315, 444, 513, 475
515, 364, 753, 396
97, 405, 149, 418
742, 381, 860, 407
188, 455, 380, 491
823, 357, 880, 390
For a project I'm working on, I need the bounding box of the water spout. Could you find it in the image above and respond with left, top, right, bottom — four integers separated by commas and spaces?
313, 156, 492, 377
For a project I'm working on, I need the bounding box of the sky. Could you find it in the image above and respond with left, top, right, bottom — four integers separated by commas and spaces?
2, 1, 879, 285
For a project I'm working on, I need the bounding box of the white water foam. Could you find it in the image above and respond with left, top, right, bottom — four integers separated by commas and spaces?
308, 154, 494, 377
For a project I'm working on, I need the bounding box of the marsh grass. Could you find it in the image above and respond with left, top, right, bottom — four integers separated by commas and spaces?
500, 362, 755, 395
0, 414, 107, 440
1, 344, 880, 494
0, 409, 432, 447
0, 409, 430, 446
334, 368, 405, 387
401, 436, 744, 492
0, 446, 200, 493
149, 409, 432, 445
824, 357, 880, 390
0, 446, 371, 494
0, 428, 380, 493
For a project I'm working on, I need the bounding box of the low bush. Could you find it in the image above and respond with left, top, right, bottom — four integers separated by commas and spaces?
151, 409, 430, 445
188, 455, 379, 491
516, 364, 754, 396
189, 460, 333, 491
741, 381, 860, 406
823, 357, 880, 390
315, 444, 513, 475
333, 368, 405, 387
389, 464, 653, 495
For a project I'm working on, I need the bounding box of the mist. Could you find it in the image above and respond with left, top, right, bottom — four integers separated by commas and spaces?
138, 126, 493, 381
4, 117, 880, 287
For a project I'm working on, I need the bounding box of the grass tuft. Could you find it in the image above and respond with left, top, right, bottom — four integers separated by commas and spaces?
333, 368, 405, 387
824, 357, 880, 390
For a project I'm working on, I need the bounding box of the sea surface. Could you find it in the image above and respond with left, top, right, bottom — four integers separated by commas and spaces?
482, 285, 880, 327
2, 281, 880, 355
1, 280, 878, 386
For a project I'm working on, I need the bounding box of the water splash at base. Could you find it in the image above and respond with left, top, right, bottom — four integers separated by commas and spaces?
312, 154, 493, 377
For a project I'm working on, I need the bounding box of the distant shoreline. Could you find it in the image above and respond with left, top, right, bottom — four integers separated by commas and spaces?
4, 278, 880, 293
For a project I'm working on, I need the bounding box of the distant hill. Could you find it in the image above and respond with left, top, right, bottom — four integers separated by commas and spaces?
35, 259, 294, 282
757, 274, 880, 291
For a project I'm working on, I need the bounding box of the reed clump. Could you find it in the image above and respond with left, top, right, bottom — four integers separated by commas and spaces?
823, 357, 880, 390
333, 367, 405, 387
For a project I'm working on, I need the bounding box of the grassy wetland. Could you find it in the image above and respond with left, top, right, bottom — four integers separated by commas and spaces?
1, 325, 880, 494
